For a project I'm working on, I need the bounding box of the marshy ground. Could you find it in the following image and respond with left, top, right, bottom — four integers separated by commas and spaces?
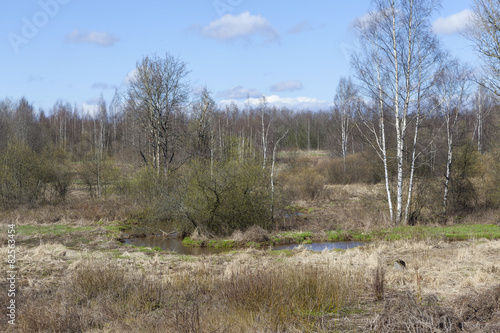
1, 183, 500, 332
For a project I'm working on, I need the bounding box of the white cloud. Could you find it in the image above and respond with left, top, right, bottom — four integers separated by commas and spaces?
82, 102, 99, 116
66, 30, 120, 46
217, 85, 262, 99
432, 9, 473, 35
288, 21, 313, 34
220, 95, 331, 111
270, 80, 303, 92
201, 11, 279, 41
123, 68, 139, 85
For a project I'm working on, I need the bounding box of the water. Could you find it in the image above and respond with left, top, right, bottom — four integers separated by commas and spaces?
273, 241, 365, 251
123, 237, 232, 256
124, 236, 365, 255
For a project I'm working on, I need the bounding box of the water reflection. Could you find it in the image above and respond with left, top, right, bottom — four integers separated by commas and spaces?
124, 237, 365, 255
273, 241, 365, 251
123, 237, 232, 255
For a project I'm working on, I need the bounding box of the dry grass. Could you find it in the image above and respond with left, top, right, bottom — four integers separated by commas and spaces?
369, 290, 463, 332
369, 285, 500, 332
0, 242, 368, 332
2, 237, 500, 332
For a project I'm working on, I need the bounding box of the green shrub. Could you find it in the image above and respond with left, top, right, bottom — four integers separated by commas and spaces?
175, 158, 276, 236
41, 147, 72, 202
0, 139, 45, 205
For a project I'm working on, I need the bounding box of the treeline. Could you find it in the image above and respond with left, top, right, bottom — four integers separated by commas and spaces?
0, 84, 498, 201
2, 19, 500, 230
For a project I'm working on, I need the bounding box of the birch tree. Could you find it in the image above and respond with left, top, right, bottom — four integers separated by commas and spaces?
434, 59, 472, 213
353, 0, 441, 224
126, 53, 190, 177
259, 97, 272, 168
472, 84, 494, 154
271, 129, 288, 222
333, 77, 357, 173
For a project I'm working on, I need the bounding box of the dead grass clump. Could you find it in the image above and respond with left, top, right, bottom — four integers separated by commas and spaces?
15, 262, 176, 332
369, 290, 463, 332
17, 300, 84, 333
455, 285, 500, 332
231, 225, 269, 243
189, 227, 210, 241
70, 263, 128, 305
218, 263, 364, 330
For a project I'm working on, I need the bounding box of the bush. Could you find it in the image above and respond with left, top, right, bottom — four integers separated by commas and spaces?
409, 178, 443, 224
174, 158, 277, 236
42, 147, 72, 202
483, 148, 500, 208
0, 139, 45, 206
318, 153, 380, 184
280, 157, 326, 201
448, 142, 481, 213
117, 166, 165, 201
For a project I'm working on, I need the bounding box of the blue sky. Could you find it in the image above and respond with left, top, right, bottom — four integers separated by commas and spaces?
0, 0, 478, 114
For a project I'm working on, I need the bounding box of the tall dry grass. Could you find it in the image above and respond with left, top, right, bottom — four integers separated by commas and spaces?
6, 256, 366, 332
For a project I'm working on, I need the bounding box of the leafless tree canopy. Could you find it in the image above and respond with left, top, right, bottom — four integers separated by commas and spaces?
127, 52, 190, 175
466, 0, 500, 96
352, 0, 442, 224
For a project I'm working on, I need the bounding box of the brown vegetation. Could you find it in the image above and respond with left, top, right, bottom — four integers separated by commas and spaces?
1, 237, 500, 332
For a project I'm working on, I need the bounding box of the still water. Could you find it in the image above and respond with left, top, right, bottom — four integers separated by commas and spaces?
124, 236, 365, 255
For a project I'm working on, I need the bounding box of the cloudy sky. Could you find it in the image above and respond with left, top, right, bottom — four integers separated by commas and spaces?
1, 0, 477, 114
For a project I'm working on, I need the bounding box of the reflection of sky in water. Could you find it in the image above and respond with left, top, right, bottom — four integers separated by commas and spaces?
125, 237, 365, 255
273, 242, 365, 251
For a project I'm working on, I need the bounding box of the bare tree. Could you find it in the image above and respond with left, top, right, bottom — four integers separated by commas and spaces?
353, 0, 442, 224
271, 129, 288, 222
333, 77, 357, 173
472, 84, 494, 153
110, 89, 123, 144
466, 0, 500, 97
259, 97, 272, 168
434, 58, 472, 213
191, 86, 217, 177
126, 53, 190, 177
